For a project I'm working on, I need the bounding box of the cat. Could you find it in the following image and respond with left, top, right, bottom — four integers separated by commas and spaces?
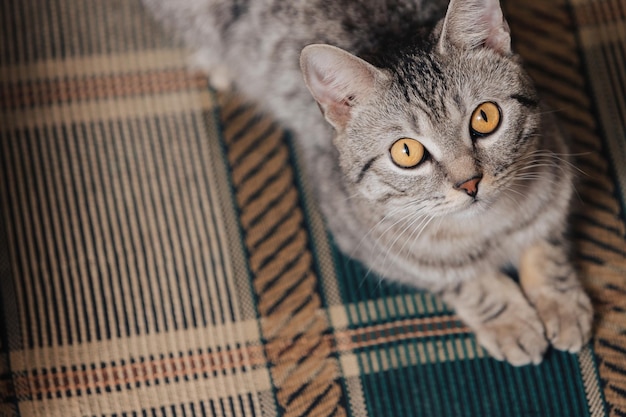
142, 0, 593, 366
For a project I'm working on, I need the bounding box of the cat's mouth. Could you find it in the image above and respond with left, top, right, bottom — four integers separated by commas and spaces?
454, 196, 493, 217
430, 197, 487, 219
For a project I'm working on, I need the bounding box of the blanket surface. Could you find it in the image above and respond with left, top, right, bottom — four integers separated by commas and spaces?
1, 0, 625, 416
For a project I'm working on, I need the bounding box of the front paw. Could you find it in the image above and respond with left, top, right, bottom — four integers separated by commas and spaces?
519, 240, 594, 353
473, 304, 548, 366
530, 285, 593, 352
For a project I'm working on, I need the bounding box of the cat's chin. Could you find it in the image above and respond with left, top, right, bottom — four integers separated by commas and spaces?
445, 198, 492, 219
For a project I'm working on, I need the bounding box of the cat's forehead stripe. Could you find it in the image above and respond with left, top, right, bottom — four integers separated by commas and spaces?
393, 53, 449, 122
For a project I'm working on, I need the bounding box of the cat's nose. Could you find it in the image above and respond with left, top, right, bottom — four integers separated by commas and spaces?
454, 175, 482, 197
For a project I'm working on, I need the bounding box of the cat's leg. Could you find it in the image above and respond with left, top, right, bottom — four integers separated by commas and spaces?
519, 240, 593, 352
439, 273, 548, 366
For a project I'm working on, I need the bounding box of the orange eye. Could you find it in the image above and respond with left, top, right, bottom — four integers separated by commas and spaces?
470, 102, 501, 137
390, 138, 425, 168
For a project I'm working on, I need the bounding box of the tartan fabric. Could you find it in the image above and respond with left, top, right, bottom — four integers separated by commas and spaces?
0, 0, 624, 416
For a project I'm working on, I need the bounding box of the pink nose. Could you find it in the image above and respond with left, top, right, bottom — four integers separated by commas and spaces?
455, 175, 482, 197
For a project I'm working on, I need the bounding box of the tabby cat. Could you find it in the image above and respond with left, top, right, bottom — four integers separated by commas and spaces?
143, 0, 593, 365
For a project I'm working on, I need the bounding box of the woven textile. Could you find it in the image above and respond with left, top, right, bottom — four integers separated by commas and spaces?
0, 0, 624, 416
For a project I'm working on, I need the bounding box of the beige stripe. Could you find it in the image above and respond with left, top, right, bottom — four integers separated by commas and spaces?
154, 114, 189, 332
96, 119, 131, 341
80, 117, 121, 346
145, 111, 194, 334
344, 376, 369, 417
579, 345, 608, 417
52, 125, 92, 356
40, 128, 78, 346
166, 111, 218, 409
31, 127, 70, 346
328, 295, 447, 331
12, 135, 41, 348
0, 90, 215, 131
339, 336, 484, 377
115, 119, 153, 337
9, 321, 261, 371
0, 50, 188, 82
2, 131, 37, 349
17, 371, 273, 417
132, 114, 169, 334
124, 118, 159, 336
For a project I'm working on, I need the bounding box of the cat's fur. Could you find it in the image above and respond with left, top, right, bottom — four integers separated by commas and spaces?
143, 0, 593, 366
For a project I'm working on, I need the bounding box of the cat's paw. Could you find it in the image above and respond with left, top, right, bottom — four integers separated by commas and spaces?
473, 305, 548, 366
442, 275, 549, 366
531, 285, 593, 352
519, 242, 594, 353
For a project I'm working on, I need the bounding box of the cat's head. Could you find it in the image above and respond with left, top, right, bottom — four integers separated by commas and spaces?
300, 0, 541, 220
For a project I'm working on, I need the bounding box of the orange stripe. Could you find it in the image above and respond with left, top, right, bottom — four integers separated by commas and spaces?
14, 344, 267, 396
1, 70, 207, 109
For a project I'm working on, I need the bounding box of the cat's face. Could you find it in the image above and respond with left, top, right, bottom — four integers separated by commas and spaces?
337, 48, 540, 220
300, 0, 540, 221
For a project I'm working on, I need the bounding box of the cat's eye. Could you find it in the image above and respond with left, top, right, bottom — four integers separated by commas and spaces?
470, 102, 501, 137
390, 138, 426, 168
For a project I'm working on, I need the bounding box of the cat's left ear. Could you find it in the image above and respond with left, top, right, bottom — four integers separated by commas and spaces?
437, 0, 512, 56
300, 44, 386, 131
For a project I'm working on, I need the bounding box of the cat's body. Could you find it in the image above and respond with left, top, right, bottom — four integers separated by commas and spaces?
143, 0, 593, 365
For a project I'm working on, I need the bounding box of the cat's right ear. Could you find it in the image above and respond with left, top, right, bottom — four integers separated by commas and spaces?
437, 0, 512, 56
300, 44, 385, 131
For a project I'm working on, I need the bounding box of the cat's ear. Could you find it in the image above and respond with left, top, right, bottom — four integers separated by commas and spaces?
437, 0, 512, 56
300, 44, 385, 130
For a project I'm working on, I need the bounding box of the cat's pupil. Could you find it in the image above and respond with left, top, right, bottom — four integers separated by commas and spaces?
480, 109, 488, 122
404, 143, 410, 156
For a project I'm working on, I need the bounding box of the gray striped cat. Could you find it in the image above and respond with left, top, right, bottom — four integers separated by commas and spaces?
143, 0, 593, 365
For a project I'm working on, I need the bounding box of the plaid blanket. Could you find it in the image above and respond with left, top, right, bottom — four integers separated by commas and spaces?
0, 0, 625, 416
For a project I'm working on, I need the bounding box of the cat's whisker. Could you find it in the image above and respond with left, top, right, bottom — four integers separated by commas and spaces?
354, 202, 432, 282
349, 200, 423, 258
511, 173, 563, 190
516, 151, 589, 177
513, 173, 584, 202
378, 211, 431, 273
396, 213, 434, 261
404, 214, 436, 256
503, 186, 529, 201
